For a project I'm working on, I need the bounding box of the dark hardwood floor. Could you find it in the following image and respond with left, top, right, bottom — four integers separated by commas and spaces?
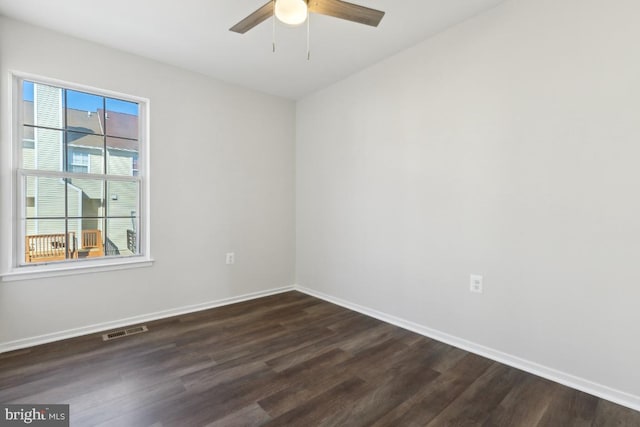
1, 291, 638, 426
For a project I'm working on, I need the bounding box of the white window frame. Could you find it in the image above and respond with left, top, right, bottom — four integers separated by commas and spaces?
69, 149, 90, 174
1, 72, 153, 282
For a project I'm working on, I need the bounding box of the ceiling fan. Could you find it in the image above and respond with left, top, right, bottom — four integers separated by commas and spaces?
230, 0, 385, 34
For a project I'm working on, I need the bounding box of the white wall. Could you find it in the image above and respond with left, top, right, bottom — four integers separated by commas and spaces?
0, 17, 295, 346
297, 0, 640, 402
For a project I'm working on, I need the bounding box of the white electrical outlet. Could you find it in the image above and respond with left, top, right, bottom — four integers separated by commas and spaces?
470, 274, 483, 293
226, 252, 235, 265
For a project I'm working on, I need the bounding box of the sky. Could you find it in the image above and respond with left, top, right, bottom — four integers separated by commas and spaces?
23, 81, 139, 116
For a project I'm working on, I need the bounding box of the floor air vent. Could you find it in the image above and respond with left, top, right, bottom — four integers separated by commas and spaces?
102, 325, 148, 341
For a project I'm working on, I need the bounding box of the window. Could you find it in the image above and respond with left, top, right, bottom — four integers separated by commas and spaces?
69, 150, 89, 173
9, 75, 150, 276
132, 154, 139, 177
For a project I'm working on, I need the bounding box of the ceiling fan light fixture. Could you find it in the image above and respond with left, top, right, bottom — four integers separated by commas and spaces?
274, 0, 308, 26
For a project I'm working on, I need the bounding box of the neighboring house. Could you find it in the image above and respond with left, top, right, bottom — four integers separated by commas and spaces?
23, 84, 139, 261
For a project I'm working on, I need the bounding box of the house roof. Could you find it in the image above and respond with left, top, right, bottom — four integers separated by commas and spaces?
100, 109, 138, 141
24, 100, 139, 152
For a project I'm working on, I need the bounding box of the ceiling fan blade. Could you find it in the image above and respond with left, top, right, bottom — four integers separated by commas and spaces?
230, 1, 274, 34
308, 0, 385, 27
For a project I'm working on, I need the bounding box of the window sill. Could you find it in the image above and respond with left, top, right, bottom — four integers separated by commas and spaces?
0, 256, 154, 282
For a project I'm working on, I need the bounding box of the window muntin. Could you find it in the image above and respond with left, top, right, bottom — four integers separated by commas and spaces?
19, 78, 143, 266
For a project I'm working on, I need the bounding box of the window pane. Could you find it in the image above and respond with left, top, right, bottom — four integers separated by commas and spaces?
67, 177, 105, 221
66, 132, 104, 174
106, 218, 138, 256
23, 81, 35, 126
67, 218, 82, 251
28, 82, 64, 129
24, 219, 71, 264
23, 125, 35, 142
105, 98, 138, 139
66, 90, 104, 135
25, 176, 65, 218
27, 128, 63, 171
107, 137, 139, 176
22, 127, 36, 169
106, 181, 138, 217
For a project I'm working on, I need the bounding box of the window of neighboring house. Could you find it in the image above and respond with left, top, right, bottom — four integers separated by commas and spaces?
5, 74, 151, 278
132, 154, 139, 177
69, 150, 89, 173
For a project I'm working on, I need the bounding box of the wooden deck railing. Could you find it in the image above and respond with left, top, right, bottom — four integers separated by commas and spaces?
25, 232, 76, 263
79, 229, 104, 258
25, 229, 104, 263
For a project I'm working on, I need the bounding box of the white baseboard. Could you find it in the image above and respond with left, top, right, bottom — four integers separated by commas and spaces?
0, 285, 295, 354
295, 285, 640, 413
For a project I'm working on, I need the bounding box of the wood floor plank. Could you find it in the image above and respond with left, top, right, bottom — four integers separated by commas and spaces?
258, 348, 354, 417
371, 352, 494, 426
592, 399, 640, 427
536, 385, 600, 427
204, 403, 271, 427
1, 291, 638, 426
264, 313, 386, 372
482, 375, 556, 426
426, 363, 530, 425
74, 377, 187, 426
325, 365, 441, 426
262, 377, 371, 426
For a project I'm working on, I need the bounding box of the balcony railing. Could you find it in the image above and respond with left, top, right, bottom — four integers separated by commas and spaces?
25, 229, 104, 263
127, 229, 136, 253
25, 232, 76, 263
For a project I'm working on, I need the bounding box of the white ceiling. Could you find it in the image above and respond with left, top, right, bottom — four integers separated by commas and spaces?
0, 0, 506, 99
